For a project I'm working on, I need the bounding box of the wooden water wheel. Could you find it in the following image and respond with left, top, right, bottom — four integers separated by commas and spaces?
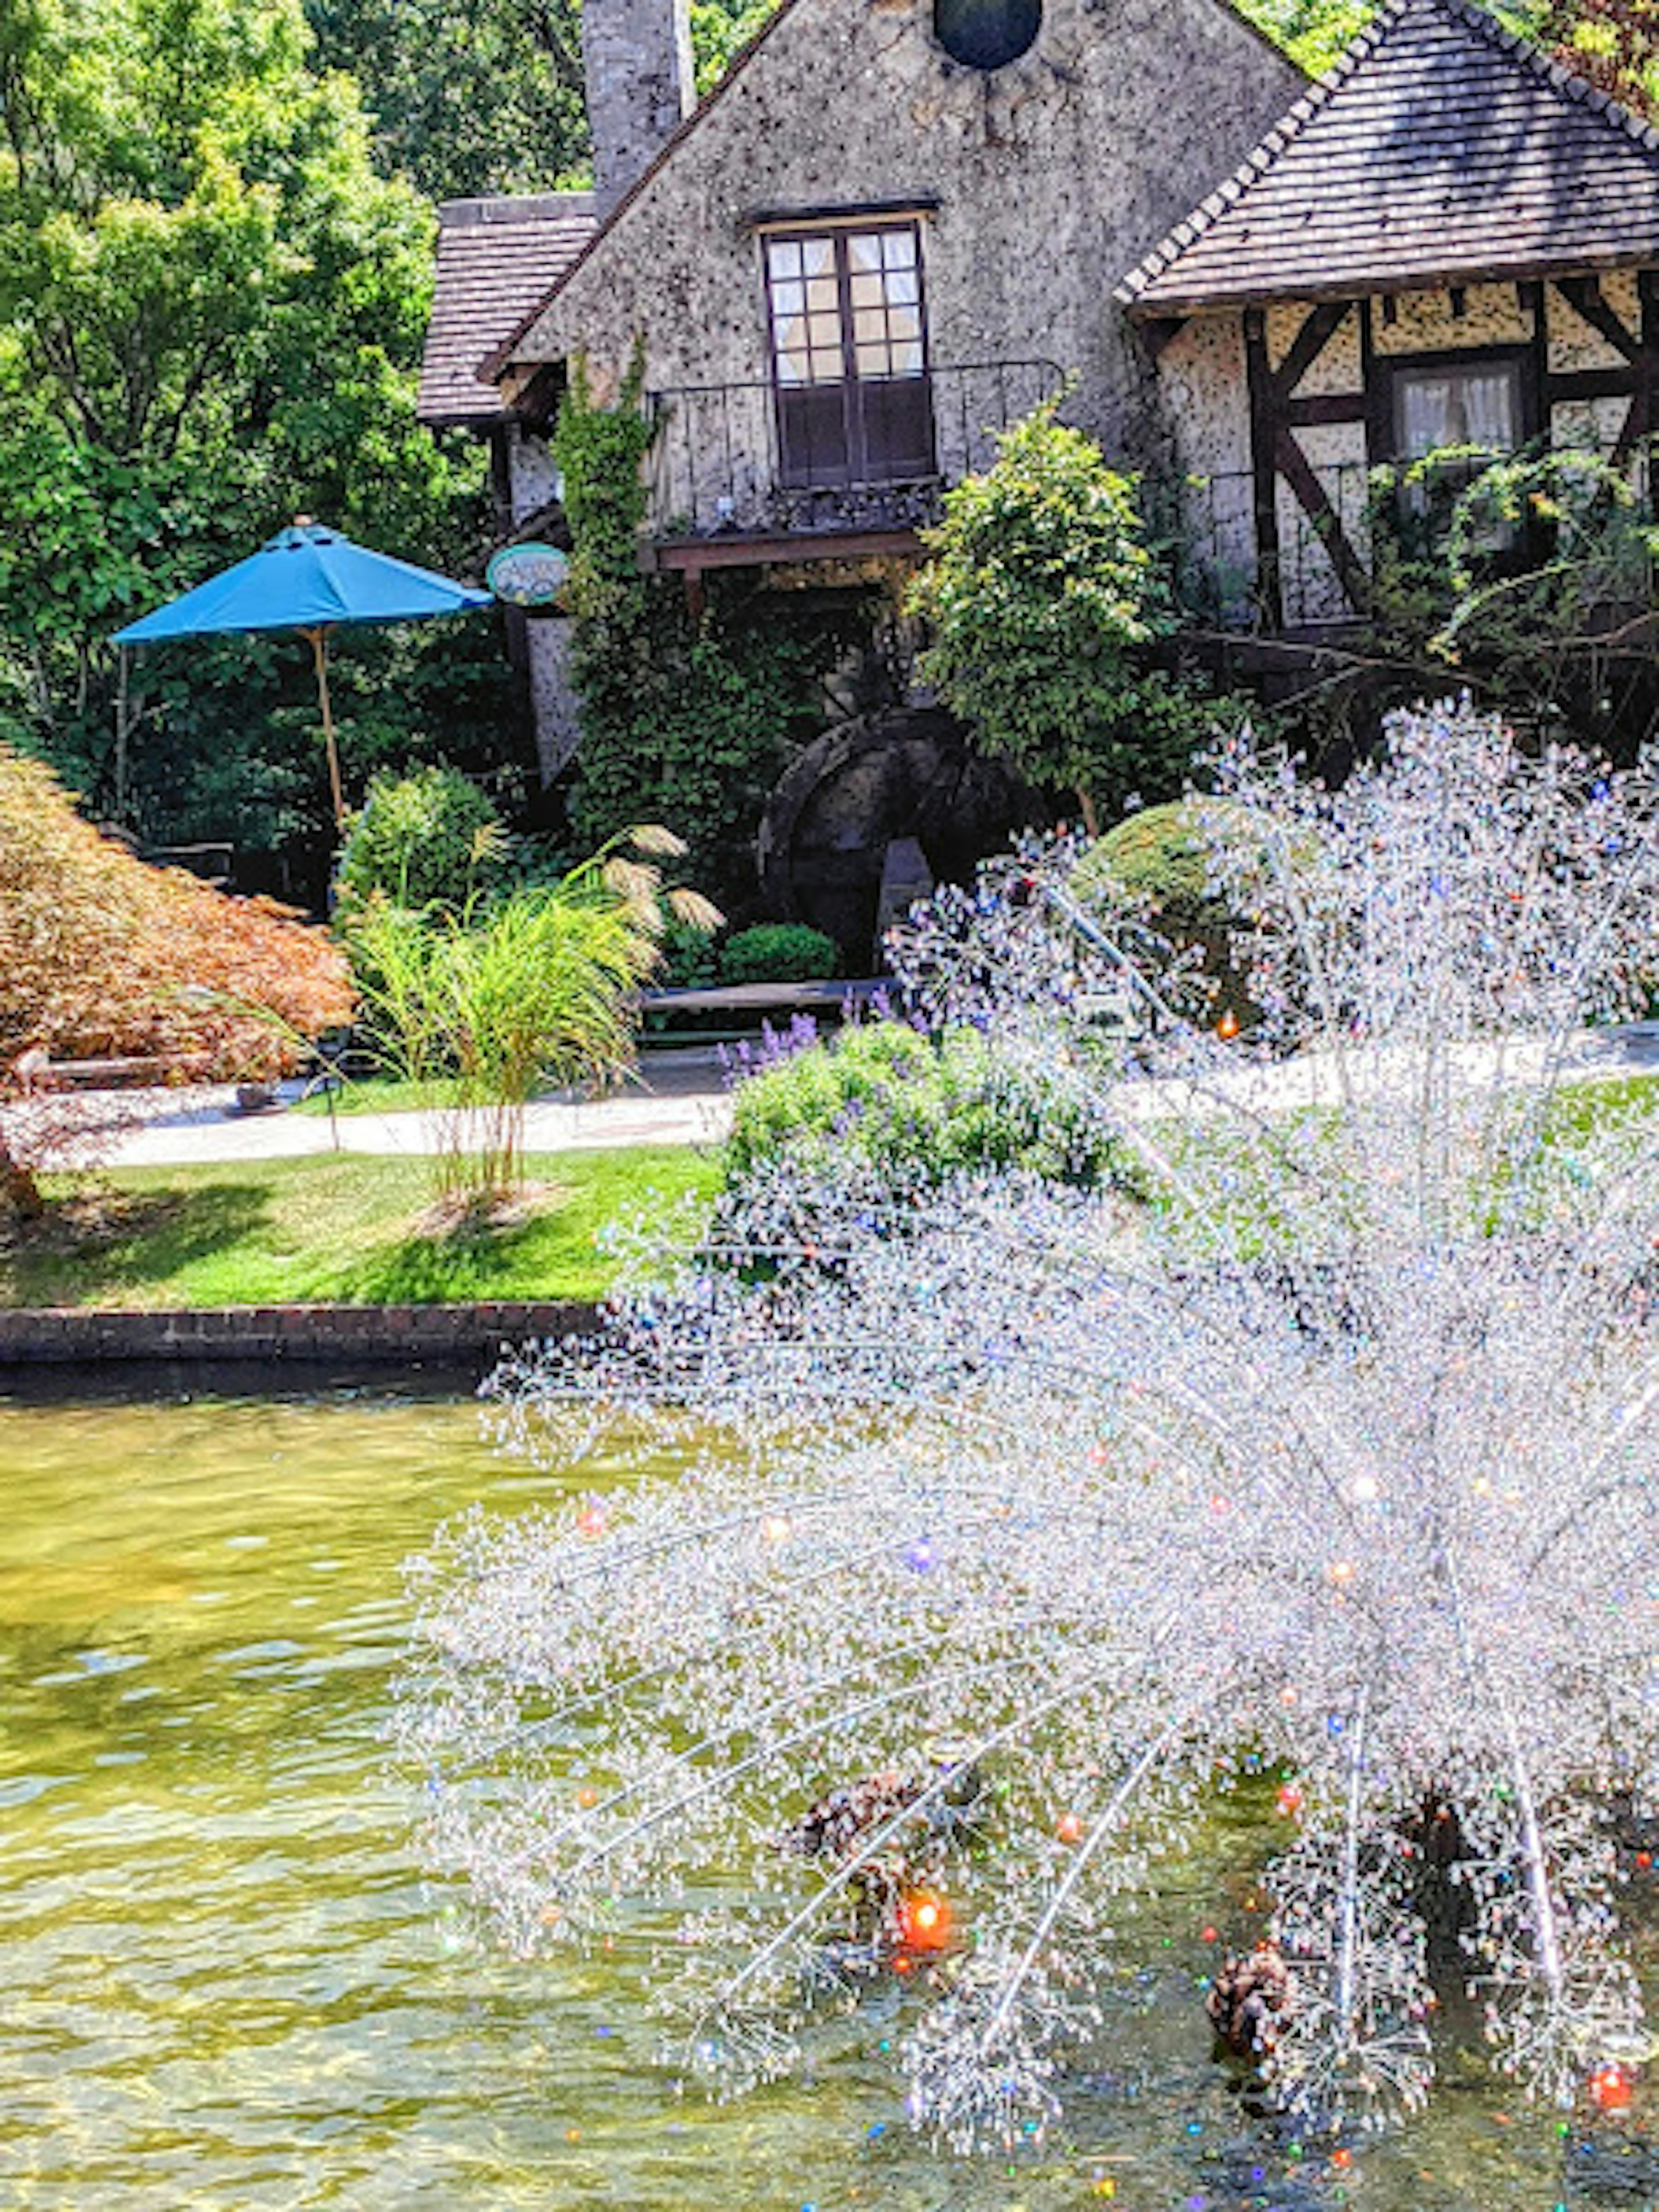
756, 706, 1043, 966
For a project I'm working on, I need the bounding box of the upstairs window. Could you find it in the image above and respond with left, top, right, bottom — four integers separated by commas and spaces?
763, 222, 934, 489
765, 228, 926, 388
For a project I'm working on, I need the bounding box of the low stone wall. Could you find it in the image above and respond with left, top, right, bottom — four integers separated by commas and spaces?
0, 1301, 599, 1367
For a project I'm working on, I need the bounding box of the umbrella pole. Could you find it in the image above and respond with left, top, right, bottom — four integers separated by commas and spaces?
306, 626, 346, 832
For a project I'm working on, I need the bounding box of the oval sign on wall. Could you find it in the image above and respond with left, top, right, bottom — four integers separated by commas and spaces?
486, 542, 570, 608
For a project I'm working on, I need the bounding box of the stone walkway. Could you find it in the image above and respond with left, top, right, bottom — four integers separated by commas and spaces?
31, 1023, 1659, 1173
86, 1050, 734, 1169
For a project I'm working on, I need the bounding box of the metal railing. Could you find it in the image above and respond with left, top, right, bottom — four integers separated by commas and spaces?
1156, 441, 1659, 633
644, 385, 1659, 630
646, 359, 1065, 546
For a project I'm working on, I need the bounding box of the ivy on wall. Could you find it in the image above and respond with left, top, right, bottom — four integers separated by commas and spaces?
553, 346, 871, 905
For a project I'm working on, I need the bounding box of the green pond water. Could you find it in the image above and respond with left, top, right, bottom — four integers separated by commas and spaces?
0, 1378, 1650, 2212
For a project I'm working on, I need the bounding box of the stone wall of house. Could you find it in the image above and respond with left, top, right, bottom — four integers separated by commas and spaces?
1155, 275, 1651, 626
508, 0, 1306, 506
505, 426, 584, 782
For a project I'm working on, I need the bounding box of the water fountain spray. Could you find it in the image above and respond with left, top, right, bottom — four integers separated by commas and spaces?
398, 701, 1659, 2151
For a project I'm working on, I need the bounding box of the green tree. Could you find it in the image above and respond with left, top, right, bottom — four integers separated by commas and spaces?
908, 400, 1202, 835
305, 0, 589, 199
302, 0, 786, 200
1531, 0, 1659, 111
0, 0, 506, 866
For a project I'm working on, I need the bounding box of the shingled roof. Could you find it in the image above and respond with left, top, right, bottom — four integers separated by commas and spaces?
1118, 0, 1659, 316
417, 194, 597, 426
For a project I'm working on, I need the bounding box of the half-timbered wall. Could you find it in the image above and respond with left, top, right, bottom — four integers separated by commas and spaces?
1154, 270, 1659, 630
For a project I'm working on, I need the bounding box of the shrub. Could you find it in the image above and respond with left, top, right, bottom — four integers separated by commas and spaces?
0, 743, 353, 1074
1073, 802, 1233, 938
726, 1018, 1135, 1195
658, 914, 724, 990
336, 767, 505, 919
719, 923, 839, 985
1070, 799, 1271, 1031
907, 397, 1201, 834
0, 742, 354, 1213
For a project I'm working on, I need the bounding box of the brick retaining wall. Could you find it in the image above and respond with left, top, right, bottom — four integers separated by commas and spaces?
0, 1301, 600, 1366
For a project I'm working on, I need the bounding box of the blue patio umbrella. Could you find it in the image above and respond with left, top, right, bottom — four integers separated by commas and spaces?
114, 520, 493, 828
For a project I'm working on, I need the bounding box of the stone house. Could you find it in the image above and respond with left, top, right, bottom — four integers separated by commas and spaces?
418, 0, 1304, 789
418, 0, 1659, 941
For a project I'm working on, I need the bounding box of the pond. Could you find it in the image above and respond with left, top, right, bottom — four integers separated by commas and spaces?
0, 1377, 1648, 2210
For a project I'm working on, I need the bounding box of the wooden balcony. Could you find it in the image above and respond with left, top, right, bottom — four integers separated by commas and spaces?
643, 359, 1063, 576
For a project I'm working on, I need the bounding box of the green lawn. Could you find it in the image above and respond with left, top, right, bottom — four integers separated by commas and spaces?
292, 1075, 475, 1117
0, 1147, 719, 1310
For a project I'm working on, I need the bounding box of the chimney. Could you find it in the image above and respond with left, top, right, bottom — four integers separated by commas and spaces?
584, 0, 696, 219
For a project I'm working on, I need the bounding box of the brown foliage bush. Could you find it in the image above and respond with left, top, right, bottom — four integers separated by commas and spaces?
0, 745, 353, 1081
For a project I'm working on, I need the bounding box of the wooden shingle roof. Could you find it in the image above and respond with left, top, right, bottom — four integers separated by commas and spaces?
417, 194, 597, 426
1118, 0, 1659, 316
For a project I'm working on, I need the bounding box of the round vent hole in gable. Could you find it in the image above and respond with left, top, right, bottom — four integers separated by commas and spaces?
934, 0, 1040, 70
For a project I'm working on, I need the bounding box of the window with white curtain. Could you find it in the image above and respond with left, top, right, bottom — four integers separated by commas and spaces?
1391, 358, 1525, 547
1393, 361, 1522, 459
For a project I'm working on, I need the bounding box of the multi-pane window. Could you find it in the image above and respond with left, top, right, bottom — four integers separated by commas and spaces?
766, 226, 928, 388
763, 221, 935, 490
1393, 360, 1522, 459
766, 235, 843, 385
848, 231, 925, 379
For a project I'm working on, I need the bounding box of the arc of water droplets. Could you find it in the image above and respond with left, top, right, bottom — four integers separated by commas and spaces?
397, 700, 1659, 2148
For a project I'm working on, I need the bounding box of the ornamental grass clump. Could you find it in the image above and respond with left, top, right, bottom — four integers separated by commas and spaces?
343, 828, 718, 1216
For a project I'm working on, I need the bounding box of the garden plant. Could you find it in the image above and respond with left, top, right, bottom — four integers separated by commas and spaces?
342, 826, 718, 1216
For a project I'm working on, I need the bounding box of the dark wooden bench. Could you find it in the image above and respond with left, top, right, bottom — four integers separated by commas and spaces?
639, 977, 893, 1044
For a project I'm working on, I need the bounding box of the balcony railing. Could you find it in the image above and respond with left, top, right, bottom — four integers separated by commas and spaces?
645, 359, 1064, 550
1157, 441, 1659, 634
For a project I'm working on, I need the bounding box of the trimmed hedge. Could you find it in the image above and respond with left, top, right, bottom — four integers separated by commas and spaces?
721, 923, 840, 985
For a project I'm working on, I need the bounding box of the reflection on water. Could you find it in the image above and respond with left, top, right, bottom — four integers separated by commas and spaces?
0, 1382, 1648, 2209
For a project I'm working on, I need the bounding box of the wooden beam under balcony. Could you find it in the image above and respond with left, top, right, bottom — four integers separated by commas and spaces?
646, 526, 926, 577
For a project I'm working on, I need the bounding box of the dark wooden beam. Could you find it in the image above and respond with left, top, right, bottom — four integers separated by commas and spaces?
1554, 275, 1639, 364
1623, 267, 1659, 464
1359, 298, 1389, 467
1287, 393, 1370, 427
648, 526, 924, 575
1271, 300, 1353, 401
1523, 281, 1548, 446
1545, 366, 1640, 407
1244, 308, 1284, 632
1274, 429, 1373, 617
